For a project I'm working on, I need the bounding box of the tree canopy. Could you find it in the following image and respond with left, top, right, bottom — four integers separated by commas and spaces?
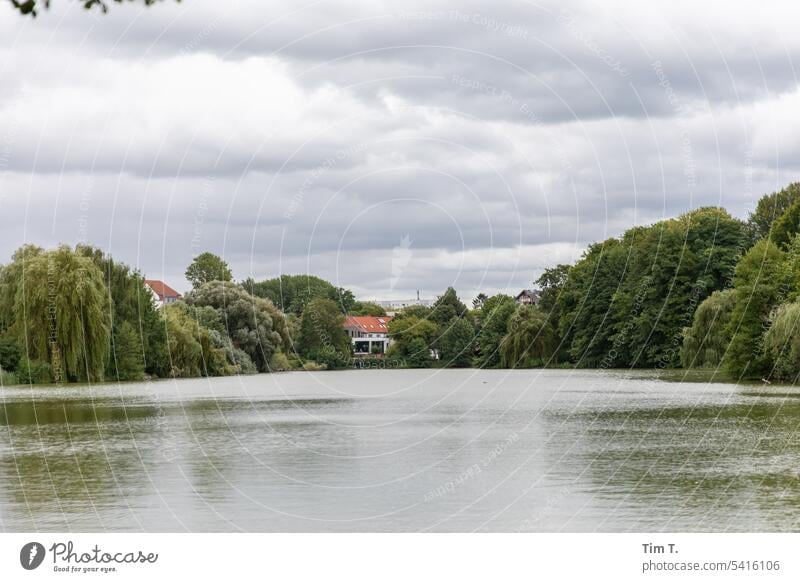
185, 252, 233, 289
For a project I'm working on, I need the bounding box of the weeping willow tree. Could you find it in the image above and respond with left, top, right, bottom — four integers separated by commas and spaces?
500, 305, 557, 368
763, 302, 800, 382
14, 246, 111, 382
680, 289, 737, 368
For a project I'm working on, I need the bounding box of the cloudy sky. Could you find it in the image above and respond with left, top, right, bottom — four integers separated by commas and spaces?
1, 0, 799, 301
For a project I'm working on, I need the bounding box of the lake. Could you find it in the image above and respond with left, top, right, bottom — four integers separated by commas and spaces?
1, 368, 799, 532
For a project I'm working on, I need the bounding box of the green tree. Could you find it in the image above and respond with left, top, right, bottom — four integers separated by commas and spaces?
76, 244, 168, 377
164, 304, 232, 378
437, 317, 475, 367
763, 302, 800, 382
748, 183, 800, 243
14, 246, 111, 382
473, 294, 516, 368
0, 334, 22, 372
472, 293, 488, 309
430, 287, 468, 325
680, 289, 736, 368
501, 305, 556, 368
110, 321, 145, 381
348, 301, 387, 316
185, 252, 233, 289
245, 274, 355, 315
770, 197, 800, 249
387, 316, 437, 367
185, 281, 288, 372
557, 237, 629, 366
297, 298, 351, 368
725, 239, 789, 379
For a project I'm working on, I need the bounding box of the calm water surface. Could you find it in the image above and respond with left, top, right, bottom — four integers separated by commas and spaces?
1, 369, 799, 532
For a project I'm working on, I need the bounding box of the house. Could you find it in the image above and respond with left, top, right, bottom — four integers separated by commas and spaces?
145, 280, 182, 308
344, 315, 393, 356
515, 289, 540, 306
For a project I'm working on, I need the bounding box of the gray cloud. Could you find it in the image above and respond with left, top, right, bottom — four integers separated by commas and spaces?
2, 0, 800, 300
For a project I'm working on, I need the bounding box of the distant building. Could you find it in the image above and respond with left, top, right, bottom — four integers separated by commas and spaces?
344, 315, 393, 356
145, 280, 182, 308
372, 290, 434, 311
515, 289, 540, 306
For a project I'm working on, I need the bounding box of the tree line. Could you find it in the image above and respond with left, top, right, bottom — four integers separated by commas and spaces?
3, 182, 800, 384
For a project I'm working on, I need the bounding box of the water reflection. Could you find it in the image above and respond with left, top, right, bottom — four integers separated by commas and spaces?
1, 371, 800, 531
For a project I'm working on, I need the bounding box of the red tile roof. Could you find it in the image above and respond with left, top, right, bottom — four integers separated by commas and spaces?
344, 315, 393, 333
145, 280, 182, 300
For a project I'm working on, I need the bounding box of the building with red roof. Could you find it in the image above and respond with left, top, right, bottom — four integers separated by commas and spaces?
145, 280, 182, 308
344, 315, 393, 356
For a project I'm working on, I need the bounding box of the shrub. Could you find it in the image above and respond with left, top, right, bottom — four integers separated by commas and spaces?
16, 358, 53, 384
0, 334, 21, 372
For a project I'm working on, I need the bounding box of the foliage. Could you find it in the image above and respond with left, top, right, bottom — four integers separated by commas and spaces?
500, 305, 557, 368
268, 351, 293, 372
8, 0, 177, 19
473, 294, 517, 368
76, 244, 168, 377
14, 246, 111, 382
185, 252, 233, 289
297, 298, 351, 368
680, 289, 736, 368
763, 302, 800, 382
164, 304, 232, 378
430, 287, 468, 325
472, 293, 488, 309
348, 301, 387, 316
0, 334, 22, 372
15, 358, 53, 384
185, 281, 288, 372
725, 239, 789, 379
395, 304, 432, 320
0, 245, 44, 333
557, 207, 746, 368
748, 182, 800, 243
437, 317, 475, 367
387, 316, 437, 367
110, 321, 145, 381
244, 274, 355, 315
770, 196, 800, 249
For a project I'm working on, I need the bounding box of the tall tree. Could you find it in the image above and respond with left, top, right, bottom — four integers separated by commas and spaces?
15, 246, 111, 382
680, 289, 736, 368
725, 239, 789, 379
437, 318, 475, 367
748, 182, 800, 243
297, 298, 351, 368
184, 281, 287, 372
430, 287, 468, 325
473, 294, 516, 368
185, 252, 233, 289
501, 306, 557, 368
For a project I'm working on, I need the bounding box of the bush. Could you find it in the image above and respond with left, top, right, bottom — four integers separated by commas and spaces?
268, 352, 293, 372
0, 335, 21, 372
302, 361, 326, 371
16, 358, 53, 384
309, 345, 350, 370
0, 369, 16, 386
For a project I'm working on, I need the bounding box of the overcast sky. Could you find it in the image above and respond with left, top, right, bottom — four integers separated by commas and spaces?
1, 0, 799, 301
